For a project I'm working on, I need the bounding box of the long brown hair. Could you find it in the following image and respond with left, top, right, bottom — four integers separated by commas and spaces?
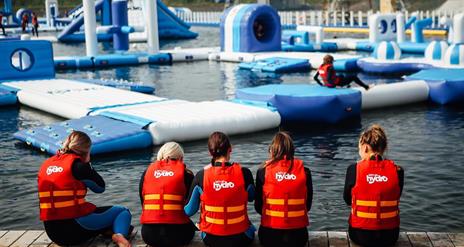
264, 131, 295, 170
60, 131, 92, 158
323, 54, 334, 65
359, 124, 388, 155
208, 131, 231, 164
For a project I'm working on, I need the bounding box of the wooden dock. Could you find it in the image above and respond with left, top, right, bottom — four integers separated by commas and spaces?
0, 230, 463, 247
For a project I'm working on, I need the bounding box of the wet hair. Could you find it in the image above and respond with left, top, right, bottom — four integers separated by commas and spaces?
208, 131, 231, 164
323, 54, 334, 65
157, 142, 184, 161
264, 131, 295, 169
359, 124, 388, 155
61, 131, 92, 157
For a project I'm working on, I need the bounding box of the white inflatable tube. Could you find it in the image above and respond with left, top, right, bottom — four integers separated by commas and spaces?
296, 25, 324, 44
209, 52, 256, 63
99, 100, 281, 145
145, 0, 159, 54
354, 80, 429, 110
453, 13, 464, 44
396, 14, 406, 43
83, 0, 98, 57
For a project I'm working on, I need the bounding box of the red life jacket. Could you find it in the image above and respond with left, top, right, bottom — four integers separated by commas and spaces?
37, 153, 96, 221
200, 163, 249, 236
318, 64, 340, 87
350, 158, 400, 230
140, 159, 190, 224
261, 158, 309, 229
32, 16, 38, 25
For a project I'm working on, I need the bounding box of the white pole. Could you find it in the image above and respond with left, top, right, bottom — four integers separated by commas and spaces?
325, 11, 329, 26
358, 11, 362, 26
341, 9, 345, 26
45, 0, 51, 27
83, 0, 98, 57
397, 13, 405, 43
350, 11, 354, 26
146, 0, 159, 54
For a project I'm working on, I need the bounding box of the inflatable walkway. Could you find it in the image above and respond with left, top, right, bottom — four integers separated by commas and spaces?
58, 0, 197, 43
9, 79, 280, 154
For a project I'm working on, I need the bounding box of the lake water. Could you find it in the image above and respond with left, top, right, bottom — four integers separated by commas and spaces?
1, 26, 463, 232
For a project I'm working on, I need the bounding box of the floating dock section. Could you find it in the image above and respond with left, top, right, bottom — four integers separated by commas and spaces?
10, 79, 280, 155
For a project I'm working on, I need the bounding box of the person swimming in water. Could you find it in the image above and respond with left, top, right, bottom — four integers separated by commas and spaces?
37, 131, 132, 247
314, 55, 370, 90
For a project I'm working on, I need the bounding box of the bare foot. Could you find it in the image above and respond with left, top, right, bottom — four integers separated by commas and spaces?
112, 233, 131, 247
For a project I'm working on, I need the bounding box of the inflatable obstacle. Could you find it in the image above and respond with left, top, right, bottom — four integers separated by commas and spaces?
407, 68, 464, 104
7, 78, 280, 154
220, 4, 281, 53
58, 0, 197, 43
15, 115, 153, 155
236, 81, 433, 124
238, 57, 310, 73
0, 40, 156, 93
236, 84, 361, 124
357, 41, 464, 74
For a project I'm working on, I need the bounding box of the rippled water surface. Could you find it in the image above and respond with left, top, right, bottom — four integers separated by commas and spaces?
1, 27, 464, 232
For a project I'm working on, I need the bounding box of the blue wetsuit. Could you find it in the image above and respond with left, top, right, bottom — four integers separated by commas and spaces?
43, 160, 132, 246
184, 162, 256, 247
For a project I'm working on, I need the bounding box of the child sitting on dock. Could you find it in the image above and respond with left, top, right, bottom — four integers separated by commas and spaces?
343, 124, 404, 247
314, 55, 370, 90
37, 131, 132, 247
254, 131, 313, 247
139, 142, 196, 247
184, 131, 256, 247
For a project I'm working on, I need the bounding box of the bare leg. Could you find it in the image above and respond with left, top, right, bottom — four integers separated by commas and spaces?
112, 233, 131, 247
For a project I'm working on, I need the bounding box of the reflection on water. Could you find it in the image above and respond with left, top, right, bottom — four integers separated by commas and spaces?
1, 27, 463, 232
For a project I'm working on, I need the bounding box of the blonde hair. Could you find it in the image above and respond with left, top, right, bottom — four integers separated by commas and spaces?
61, 131, 92, 157
157, 142, 184, 161
359, 124, 388, 155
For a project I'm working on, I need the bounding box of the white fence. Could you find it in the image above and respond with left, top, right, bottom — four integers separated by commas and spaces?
177, 10, 458, 28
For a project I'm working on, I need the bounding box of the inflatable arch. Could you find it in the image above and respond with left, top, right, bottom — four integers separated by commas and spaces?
220, 4, 281, 53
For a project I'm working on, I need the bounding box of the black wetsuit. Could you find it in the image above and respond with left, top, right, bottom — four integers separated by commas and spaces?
254, 165, 313, 247
139, 168, 196, 247
314, 66, 369, 90
186, 162, 255, 247
44, 160, 108, 245
343, 156, 404, 247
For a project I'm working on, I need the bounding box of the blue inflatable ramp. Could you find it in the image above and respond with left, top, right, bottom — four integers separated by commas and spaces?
236, 84, 361, 124
14, 116, 153, 155
407, 69, 464, 105
239, 57, 310, 73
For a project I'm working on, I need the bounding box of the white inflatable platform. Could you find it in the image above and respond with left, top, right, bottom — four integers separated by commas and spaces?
6, 79, 281, 145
